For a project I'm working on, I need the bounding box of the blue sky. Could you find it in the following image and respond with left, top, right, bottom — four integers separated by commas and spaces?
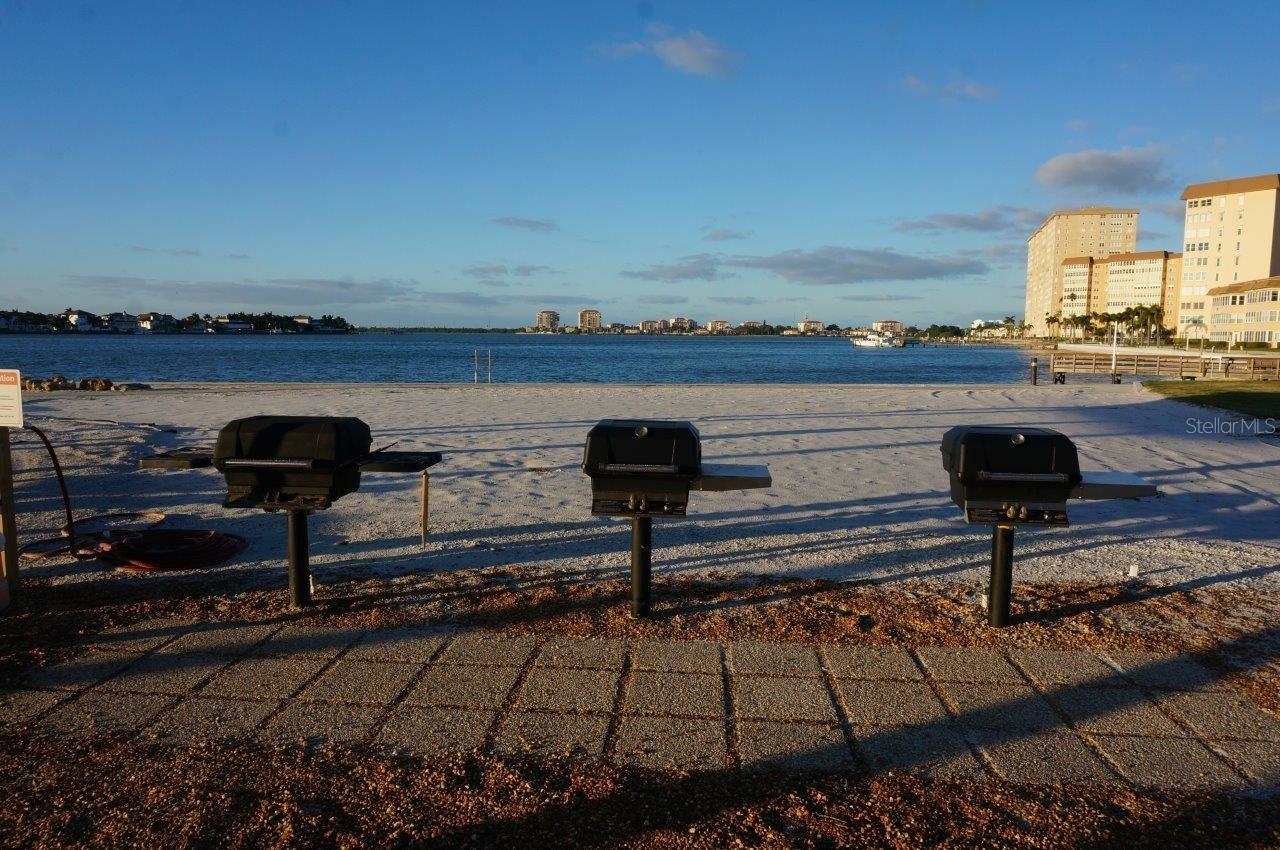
3, 1, 1279, 328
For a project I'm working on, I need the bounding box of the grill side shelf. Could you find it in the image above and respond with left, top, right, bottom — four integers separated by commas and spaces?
691, 463, 772, 492
139, 448, 443, 473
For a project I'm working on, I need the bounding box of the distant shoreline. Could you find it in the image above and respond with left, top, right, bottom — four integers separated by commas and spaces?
3, 329, 1036, 345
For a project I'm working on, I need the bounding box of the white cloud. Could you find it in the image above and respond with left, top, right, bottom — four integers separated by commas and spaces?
702, 227, 752, 241
895, 205, 1045, 234
492, 216, 559, 232
1035, 146, 1170, 194
67, 275, 421, 306
901, 73, 999, 102
621, 253, 723, 282
601, 25, 738, 77
726, 246, 988, 285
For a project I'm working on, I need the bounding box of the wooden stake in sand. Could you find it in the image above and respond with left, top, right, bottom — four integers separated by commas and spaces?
0, 368, 24, 608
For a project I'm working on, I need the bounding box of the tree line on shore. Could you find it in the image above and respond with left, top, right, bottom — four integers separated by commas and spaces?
0, 309, 352, 333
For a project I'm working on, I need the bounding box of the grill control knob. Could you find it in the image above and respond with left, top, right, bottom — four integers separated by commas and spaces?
1011, 433, 1026, 445
635, 426, 649, 437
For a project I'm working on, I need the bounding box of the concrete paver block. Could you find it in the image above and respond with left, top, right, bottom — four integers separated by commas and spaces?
0, 689, 64, 726
733, 676, 837, 723
406, 664, 522, 710
935, 682, 1061, 732
1209, 739, 1280, 787
98, 652, 227, 695
613, 716, 726, 771
536, 636, 627, 670
850, 723, 986, 780
162, 623, 278, 656
1046, 686, 1187, 737
836, 680, 950, 727
261, 701, 377, 747
516, 667, 619, 714
254, 625, 362, 659
494, 712, 609, 758
376, 705, 495, 756
298, 660, 419, 705
1089, 734, 1245, 789
24, 651, 142, 691
632, 639, 721, 675
1104, 652, 1227, 691
738, 721, 854, 772
344, 628, 448, 663
435, 633, 538, 667
86, 619, 193, 652
966, 728, 1118, 783
823, 646, 922, 681
199, 656, 330, 700
729, 641, 821, 677
915, 647, 1023, 683
40, 690, 172, 736
1008, 649, 1128, 688
1155, 691, 1280, 741
102, 650, 230, 696
150, 697, 279, 743
624, 671, 724, 718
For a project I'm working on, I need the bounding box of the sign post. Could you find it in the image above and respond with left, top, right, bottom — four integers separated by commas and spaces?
0, 369, 23, 609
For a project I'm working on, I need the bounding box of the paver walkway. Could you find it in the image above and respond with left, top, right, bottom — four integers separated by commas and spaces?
4, 620, 1279, 791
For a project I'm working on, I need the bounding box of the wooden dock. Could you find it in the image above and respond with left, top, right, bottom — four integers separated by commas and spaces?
1048, 351, 1280, 381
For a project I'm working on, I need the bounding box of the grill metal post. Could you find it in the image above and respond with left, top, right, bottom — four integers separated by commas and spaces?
1030, 357, 1038, 386
286, 509, 312, 607
630, 515, 652, 618
988, 524, 1014, 627
0, 427, 18, 604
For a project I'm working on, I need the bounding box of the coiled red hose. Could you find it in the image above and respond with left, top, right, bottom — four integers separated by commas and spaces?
16, 424, 247, 571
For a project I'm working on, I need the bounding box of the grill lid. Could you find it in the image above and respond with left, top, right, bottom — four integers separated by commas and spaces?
582, 419, 701, 479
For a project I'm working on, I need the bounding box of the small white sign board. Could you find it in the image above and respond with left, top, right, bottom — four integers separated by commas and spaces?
0, 369, 20, 428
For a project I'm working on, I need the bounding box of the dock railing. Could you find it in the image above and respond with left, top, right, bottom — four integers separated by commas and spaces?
1049, 351, 1280, 382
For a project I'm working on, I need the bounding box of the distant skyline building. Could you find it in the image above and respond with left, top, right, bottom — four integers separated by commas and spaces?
577, 308, 602, 331
871, 319, 904, 335
707, 320, 731, 333
669, 316, 697, 331
535, 309, 560, 331
1178, 174, 1280, 343
797, 316, 824, 333
1025, 208, 1139, 336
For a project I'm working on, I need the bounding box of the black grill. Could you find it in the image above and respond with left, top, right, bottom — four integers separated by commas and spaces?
941, 425, 1080, 525
213, 416, 372, 510
582, 420, 701, 517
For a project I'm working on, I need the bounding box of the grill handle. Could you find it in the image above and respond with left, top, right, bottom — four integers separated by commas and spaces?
976, 471, 1069, 483
222, 458, 318, 471
601, 463, 681, 474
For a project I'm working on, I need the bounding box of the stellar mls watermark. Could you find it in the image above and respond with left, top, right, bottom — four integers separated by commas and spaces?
1186, 417, 1277, 436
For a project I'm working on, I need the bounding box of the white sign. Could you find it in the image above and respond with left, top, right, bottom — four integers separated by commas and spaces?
0, 370, 22, 428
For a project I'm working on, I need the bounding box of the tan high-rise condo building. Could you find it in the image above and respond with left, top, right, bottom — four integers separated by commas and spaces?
1058, 252, 1182, 329
1176, 174, 1280, 342
535, 310, 560, 331
1025, 208, 1139, 336
577, 309, 602, 331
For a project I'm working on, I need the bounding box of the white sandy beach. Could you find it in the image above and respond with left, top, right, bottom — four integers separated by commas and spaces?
8, 382, 1280, 595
